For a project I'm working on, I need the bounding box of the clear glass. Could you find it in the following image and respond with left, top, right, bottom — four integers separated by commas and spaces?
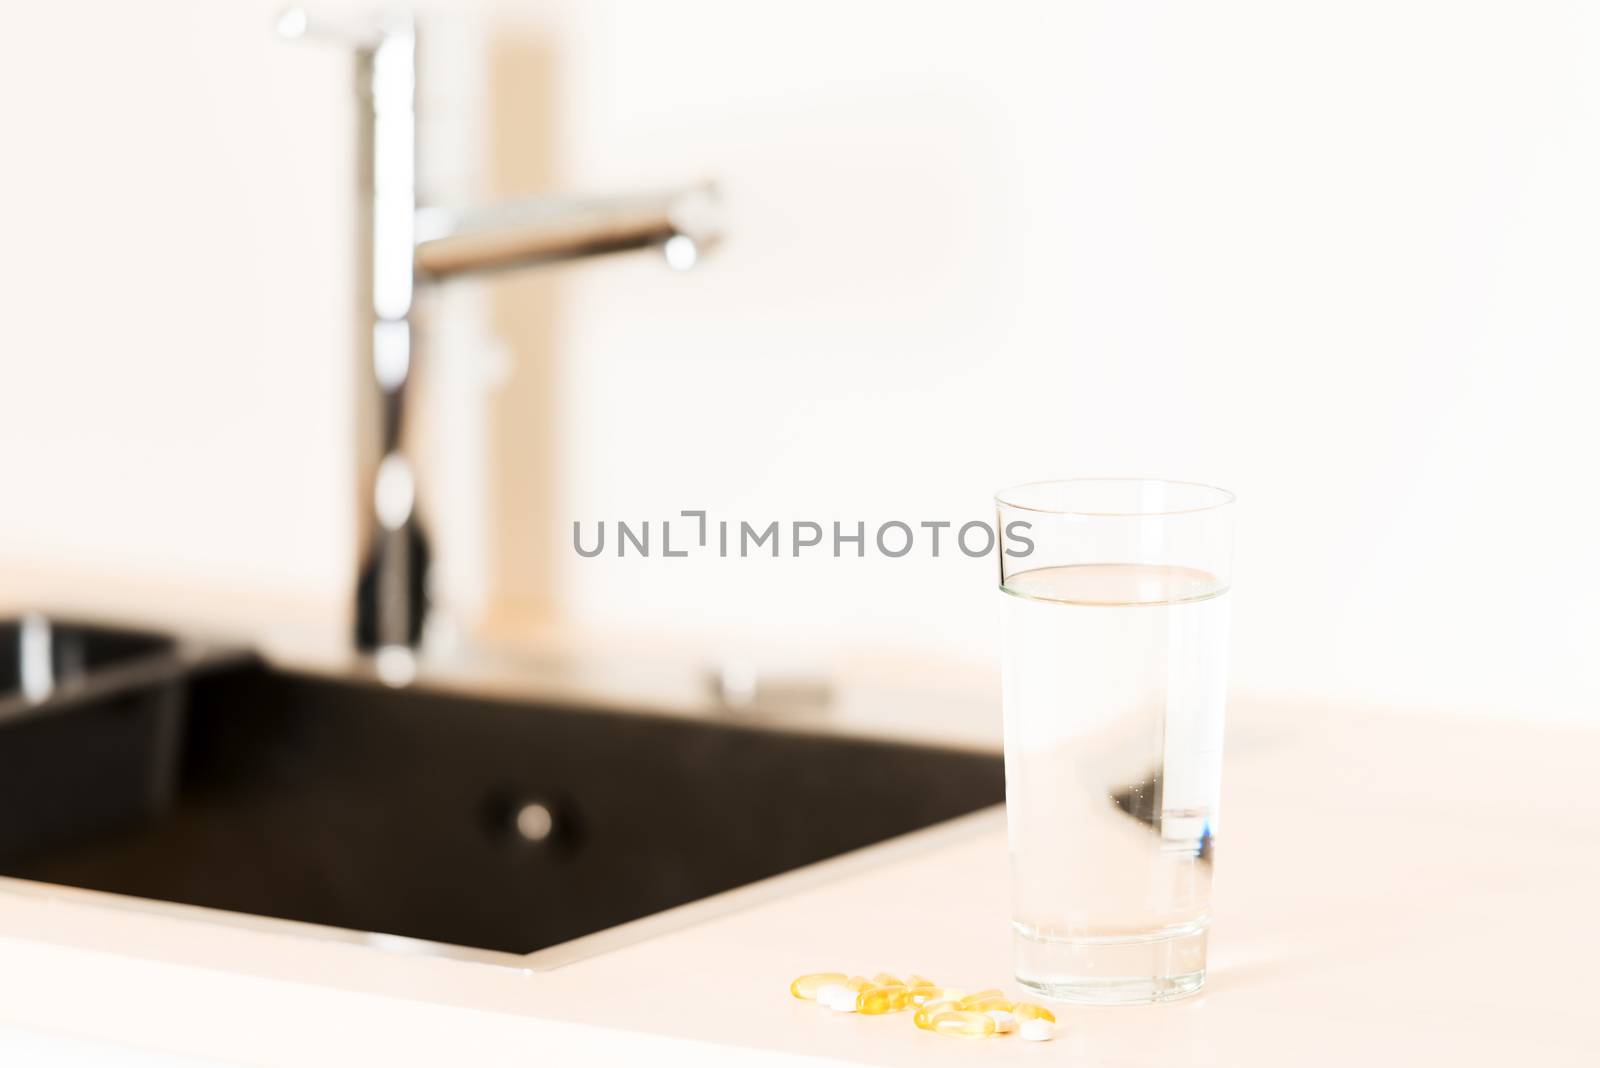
996, 478, 1235, 1004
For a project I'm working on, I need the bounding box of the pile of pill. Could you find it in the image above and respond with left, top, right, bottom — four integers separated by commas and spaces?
790, 972, 1057, 1042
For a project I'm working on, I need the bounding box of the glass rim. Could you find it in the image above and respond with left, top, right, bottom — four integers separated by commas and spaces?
994, 477, 1236, 518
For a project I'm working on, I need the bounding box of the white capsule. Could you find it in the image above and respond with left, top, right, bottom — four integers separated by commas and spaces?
817, 984, 857, 1012
986, 1009, 1017, 1034
1019, 1017, 1056, 1042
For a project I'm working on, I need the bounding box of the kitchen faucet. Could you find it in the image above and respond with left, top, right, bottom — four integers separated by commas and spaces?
278, 8, 721, 656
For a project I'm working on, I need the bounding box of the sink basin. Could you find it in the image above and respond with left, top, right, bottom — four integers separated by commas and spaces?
0, 616, 176, 693
0, 653, 1003, 957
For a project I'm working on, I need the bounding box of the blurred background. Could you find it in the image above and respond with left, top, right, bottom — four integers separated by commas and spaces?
3, 0, 1597, 725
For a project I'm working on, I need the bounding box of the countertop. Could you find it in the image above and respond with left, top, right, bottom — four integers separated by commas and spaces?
0, 697, 1593, 1065
0, 573, 1594, 1065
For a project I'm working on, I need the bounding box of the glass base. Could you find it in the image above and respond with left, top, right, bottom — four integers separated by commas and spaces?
1013, 920, 1209, 1005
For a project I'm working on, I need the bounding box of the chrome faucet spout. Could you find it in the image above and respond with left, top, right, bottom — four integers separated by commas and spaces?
414, 184, 722, 280
280, 8, 721, 653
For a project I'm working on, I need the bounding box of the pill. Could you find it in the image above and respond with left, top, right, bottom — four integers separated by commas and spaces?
907, 985, 962, 1006
871, 973, 905, 988
790, 972, 849, 1000
931, 1011, 997, 1039
962, 996, 1014, 1014
913, 999, 962, 1030
986, 1009, 1017, 1034
859, 985, 915, 1014
905, 974, 936, 988
955, 988, 1005, 1009
1019, 1018, 1056, 1042
816, 984, 856, 1012
1013, 1002, 1056, 1023
846, 976, 873, 992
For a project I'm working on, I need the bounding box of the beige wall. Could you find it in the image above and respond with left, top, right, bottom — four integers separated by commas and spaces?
4, 2, 1598, 724
0, 1, 355, 603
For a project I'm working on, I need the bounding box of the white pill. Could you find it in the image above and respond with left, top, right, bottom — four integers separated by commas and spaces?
986, 1009, 1017, 1033
1019, 1017, 1056, 1042
817, 984, 857, 1012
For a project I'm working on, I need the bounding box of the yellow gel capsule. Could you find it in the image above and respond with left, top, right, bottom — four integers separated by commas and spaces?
907, 985, 961, 1006
790, 972, 848, 1000
1014, 1002, 1057, 1023
956, 989, 1005, 1010
931, 1011, 997, 1039
857, 985, 911, 1015
963, 996, 1014, 1014
871, 973, 905, 988
913, 999, 961, 1030
905, 974, 935, 988
846, 976, 873, 992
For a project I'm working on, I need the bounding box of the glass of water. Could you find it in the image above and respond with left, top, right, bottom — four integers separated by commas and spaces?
996, 478, 1235, 1004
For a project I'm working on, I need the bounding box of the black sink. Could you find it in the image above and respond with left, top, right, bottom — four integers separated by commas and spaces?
0, 647, 1003, 956
0, 616, 176, 692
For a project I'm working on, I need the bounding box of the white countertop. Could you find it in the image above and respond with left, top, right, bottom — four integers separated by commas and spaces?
0, 693, 1592, 1066
0, 570, 1593, 1065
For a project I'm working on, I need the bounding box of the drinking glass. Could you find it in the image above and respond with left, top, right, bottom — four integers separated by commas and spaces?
996, 478, 1235, 1003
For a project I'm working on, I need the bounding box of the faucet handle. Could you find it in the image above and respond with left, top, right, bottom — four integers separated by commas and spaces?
275, 6, 408, 51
